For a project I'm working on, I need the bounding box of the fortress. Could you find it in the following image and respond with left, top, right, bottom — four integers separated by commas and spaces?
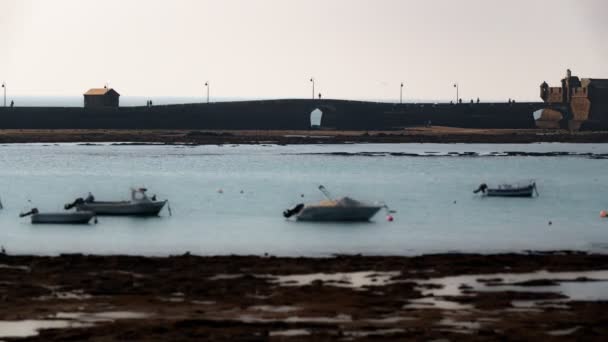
537, 70, 608, 130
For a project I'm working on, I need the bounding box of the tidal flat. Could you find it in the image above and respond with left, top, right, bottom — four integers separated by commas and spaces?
0, 252, 607, 340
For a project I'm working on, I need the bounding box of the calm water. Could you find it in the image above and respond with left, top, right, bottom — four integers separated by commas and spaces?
1, 143, 608, 256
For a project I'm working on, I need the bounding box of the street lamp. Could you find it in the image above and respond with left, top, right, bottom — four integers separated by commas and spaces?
400, 82, 404, 104
453, 83, 459, 104
1, 82, 5, 107
204, 81, 209, 104
310, 78, 315, 100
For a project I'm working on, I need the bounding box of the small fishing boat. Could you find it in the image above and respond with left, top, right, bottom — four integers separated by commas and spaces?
20, 208, 96, 224
65, 188, 168, 216
283, 185, 388, 222
474, 181, 538, 197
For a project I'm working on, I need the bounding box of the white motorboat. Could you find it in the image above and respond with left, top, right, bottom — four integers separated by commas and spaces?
20, 208, 96, 224
283, 185, 387, 222
65, 188, 168, 216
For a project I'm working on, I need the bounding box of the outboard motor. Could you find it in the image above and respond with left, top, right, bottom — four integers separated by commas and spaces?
64, 198, 85, 210
473, 183, 488, 194
19, 208, 39, 217
283, 203, 304, 218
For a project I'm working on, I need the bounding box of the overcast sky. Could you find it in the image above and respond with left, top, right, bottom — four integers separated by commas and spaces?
1, 0, 607, 101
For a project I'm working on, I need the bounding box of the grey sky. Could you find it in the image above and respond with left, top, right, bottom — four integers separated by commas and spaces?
1, 0, 607, 101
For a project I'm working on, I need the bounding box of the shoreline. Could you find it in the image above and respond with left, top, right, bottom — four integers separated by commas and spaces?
2, 251, 607, 340
3, 128, 608, 144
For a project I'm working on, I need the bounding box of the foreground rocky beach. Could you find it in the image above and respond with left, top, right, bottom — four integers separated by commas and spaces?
1, 252, 607, 340
3, 128, 608, 144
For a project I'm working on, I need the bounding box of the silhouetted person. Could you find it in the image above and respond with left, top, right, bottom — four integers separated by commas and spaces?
318, 93, 322, 99
10, 100, 14, 107
458, 98, 462, 104
476, 97, 480, 104
85, 192, 95, 203
470, 99, 474, 104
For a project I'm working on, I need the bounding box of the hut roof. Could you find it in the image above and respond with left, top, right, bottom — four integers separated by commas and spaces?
84, 88, 120, 96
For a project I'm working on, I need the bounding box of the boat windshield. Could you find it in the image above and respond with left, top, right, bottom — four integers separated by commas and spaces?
131, 188, 150, 201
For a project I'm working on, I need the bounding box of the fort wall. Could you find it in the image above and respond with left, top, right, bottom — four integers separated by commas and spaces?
0, 100, 541, 130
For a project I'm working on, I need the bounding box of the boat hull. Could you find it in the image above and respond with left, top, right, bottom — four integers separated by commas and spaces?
296, 206, 382, 222
485, 186, 535, 197
75, 201, 166, 216
31, 212, 95, 224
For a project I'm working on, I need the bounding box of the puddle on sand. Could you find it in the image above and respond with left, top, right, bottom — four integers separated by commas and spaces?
269, 329, 311, 337
0, 320, 91, 338
438, 318, 481, 330
344, 328, 405, 337
248, 305, 299, 313
547, 326, 582, 336
416, 270, 608, 300
511, 299, 570, 310
436, 318, 482, 335
0, 264, 31, 272
99, 270, 146, 278
236, 314, 352, 324
53, 311, 150, 322
0, 311, 150, 338
159, 296, 185, 303
284, 314, 352, 324
208, 274, 247, 281
404, 297, 473, 310
36, 290, 92, 301
364, 316, 416, 324
270, 271, 400, 289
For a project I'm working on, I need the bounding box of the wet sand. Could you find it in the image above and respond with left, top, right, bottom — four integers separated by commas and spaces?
1, 252, 607, 340
3, 127, 608, 144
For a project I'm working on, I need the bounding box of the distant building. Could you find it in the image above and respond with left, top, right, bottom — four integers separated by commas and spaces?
84, 87, 120, 109
537, 69, 608, 130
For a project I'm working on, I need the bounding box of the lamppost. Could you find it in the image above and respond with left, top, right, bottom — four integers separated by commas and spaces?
453, 83, 459, 103
1, 82, 5, 107
400, 82, 404, 104
205, 81, 209, 104
310, 78, 315, 100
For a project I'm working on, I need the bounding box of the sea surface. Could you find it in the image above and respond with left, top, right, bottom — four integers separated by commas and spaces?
1, 143, 608, 256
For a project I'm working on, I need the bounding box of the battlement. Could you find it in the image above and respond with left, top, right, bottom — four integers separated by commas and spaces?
538, 70, 608, 130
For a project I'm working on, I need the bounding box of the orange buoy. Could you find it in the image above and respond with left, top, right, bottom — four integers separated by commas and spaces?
601, 210, 607, 218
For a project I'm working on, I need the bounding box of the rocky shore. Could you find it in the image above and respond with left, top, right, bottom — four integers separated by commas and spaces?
1, 252, 607, 340
3, 127, 608, 145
